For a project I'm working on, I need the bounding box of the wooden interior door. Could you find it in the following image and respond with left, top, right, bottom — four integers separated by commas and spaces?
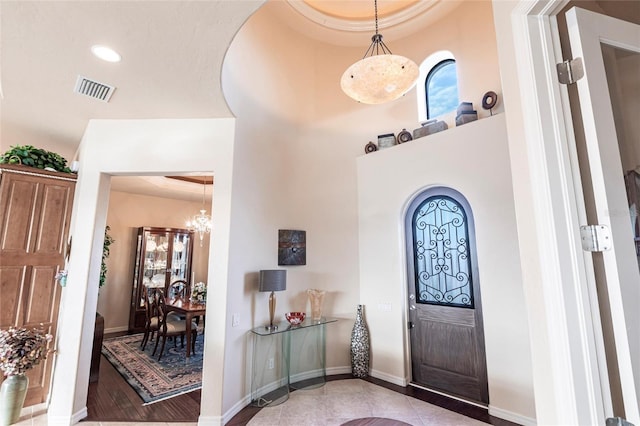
405, 187, 488, 404
0, 165, 76, 406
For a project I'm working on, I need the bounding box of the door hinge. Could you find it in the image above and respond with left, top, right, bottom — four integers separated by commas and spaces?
408, 321, 415, 330
580, 225, 612, 252
557, 57, 584, 85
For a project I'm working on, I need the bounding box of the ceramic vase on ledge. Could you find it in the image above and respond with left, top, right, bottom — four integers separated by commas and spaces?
0, 374, 29, 425
350, 304, 370, 378
307, 289, 326, 322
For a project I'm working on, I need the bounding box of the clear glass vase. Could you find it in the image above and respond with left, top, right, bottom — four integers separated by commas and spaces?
307, 289, 326, 322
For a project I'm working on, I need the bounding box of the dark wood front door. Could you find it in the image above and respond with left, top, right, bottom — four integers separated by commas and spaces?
0, 165, 76, 406
406, 188, 488, 404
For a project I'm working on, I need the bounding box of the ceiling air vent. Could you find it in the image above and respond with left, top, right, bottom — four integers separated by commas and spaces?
74, 75, 115, 102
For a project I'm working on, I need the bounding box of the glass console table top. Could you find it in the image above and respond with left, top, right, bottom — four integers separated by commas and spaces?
250, 317, 337, 336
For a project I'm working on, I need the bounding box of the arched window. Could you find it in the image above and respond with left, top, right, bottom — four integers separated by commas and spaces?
406, 187, 475, 308
425, 59, 459, 119
416, 51, 459, 122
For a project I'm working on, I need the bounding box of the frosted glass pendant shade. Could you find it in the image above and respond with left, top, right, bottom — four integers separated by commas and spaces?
341, 54, 419, 104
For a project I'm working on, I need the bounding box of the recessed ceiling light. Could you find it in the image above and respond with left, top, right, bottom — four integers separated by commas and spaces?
91, 45, 121, 63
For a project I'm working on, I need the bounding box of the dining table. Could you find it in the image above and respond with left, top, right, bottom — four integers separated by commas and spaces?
165, 298, 206, 358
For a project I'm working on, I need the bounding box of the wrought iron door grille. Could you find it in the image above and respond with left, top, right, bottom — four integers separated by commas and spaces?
412, 195, 474, 308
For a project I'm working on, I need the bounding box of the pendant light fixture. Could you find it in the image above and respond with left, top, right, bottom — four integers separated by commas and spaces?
186, 176, 212, 246
340, 0, 419, 105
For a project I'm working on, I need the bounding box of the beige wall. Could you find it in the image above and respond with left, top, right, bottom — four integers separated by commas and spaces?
48, 118, 236, 423
358, 114, 534, 422
223, 0, 534, 421
99, 190, 210, 332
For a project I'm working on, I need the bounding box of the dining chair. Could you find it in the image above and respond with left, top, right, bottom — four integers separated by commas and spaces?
152, 291, 197, 361
168, 279, 190, 301
140, 286, 161, 350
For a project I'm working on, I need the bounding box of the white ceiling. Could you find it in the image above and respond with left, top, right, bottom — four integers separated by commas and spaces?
0, 0, 452, 200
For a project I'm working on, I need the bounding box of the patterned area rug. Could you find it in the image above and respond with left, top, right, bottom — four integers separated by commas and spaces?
101, 333, 203, 405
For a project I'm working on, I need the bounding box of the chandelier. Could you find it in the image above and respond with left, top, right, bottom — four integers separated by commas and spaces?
186, 176, 212, 246
340, 0, 419, 104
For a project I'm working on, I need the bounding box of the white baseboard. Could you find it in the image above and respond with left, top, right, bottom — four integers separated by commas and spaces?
197, 415, 224, 426
46, 407, 87, 425
71, 407, 88, 424
104, 325, 128, 334
326, 366, 351, 375
370, 369, 407, 387
290, 368, 325, 384
489, 406, 536, 426
223, 394, 252, 424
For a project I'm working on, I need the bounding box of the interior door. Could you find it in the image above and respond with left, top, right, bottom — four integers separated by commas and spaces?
0, 167, 75, 406
566, 7, 640, 423
405, 187, 488, 404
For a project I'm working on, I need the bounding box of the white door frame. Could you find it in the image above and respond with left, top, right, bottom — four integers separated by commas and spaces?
502, 0, 610, 424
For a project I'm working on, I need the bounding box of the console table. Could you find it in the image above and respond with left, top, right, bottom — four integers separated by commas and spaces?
250, 317, 337, 407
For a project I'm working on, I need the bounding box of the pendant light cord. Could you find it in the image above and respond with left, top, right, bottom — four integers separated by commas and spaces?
202, 177, 206, 208
374, 0, 379, 36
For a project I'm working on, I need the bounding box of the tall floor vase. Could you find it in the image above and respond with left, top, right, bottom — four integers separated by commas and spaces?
0, 374, 28, 426
350, 304, 370, 378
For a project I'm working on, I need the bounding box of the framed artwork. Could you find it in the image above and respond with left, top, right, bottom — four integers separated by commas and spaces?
278, 229, 306, 266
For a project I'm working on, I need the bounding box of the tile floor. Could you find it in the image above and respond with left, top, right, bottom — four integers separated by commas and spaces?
13, 379, 488, 426
247, 379, 489, 426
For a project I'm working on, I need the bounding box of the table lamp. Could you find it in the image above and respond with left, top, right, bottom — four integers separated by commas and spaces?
259, 269, 286, 331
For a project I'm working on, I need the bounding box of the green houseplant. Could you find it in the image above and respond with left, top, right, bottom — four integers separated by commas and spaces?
100, 226, 115, 288
0, 145, 73, 173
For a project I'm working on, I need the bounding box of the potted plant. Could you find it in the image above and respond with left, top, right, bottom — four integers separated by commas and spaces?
0, 327, 52, 425
100, 226, 115, 288
0, 145, 73, 173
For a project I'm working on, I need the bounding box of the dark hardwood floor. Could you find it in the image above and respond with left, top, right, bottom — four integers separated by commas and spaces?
84, 334, 519, 425
83, 353, 201, 422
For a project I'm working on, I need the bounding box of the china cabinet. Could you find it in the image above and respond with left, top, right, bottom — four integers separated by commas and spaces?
128, 227, 194, 332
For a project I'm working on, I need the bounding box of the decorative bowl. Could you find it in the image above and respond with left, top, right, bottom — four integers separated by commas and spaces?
285, 312, 306, 326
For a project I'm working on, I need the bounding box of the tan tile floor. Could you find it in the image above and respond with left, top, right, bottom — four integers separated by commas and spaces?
12, 379, 488, 425
247, 379, 489, 426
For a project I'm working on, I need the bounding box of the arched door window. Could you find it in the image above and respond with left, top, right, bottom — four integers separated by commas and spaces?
408, 188, 474, 308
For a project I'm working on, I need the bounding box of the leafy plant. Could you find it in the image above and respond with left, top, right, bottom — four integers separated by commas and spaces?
0, 144, 73, 173
100, 226, 115, 288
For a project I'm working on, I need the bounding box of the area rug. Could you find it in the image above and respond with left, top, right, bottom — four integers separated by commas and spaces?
341, 419, 412, 426
101, 333, 203, 405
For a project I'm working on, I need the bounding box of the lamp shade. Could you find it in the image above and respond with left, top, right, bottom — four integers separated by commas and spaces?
340, 54, 419, 104
259, 270, 286, 292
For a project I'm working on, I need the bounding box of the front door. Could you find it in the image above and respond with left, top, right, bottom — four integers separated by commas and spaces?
405, 187, 488, 404
566, 7, 640, 423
